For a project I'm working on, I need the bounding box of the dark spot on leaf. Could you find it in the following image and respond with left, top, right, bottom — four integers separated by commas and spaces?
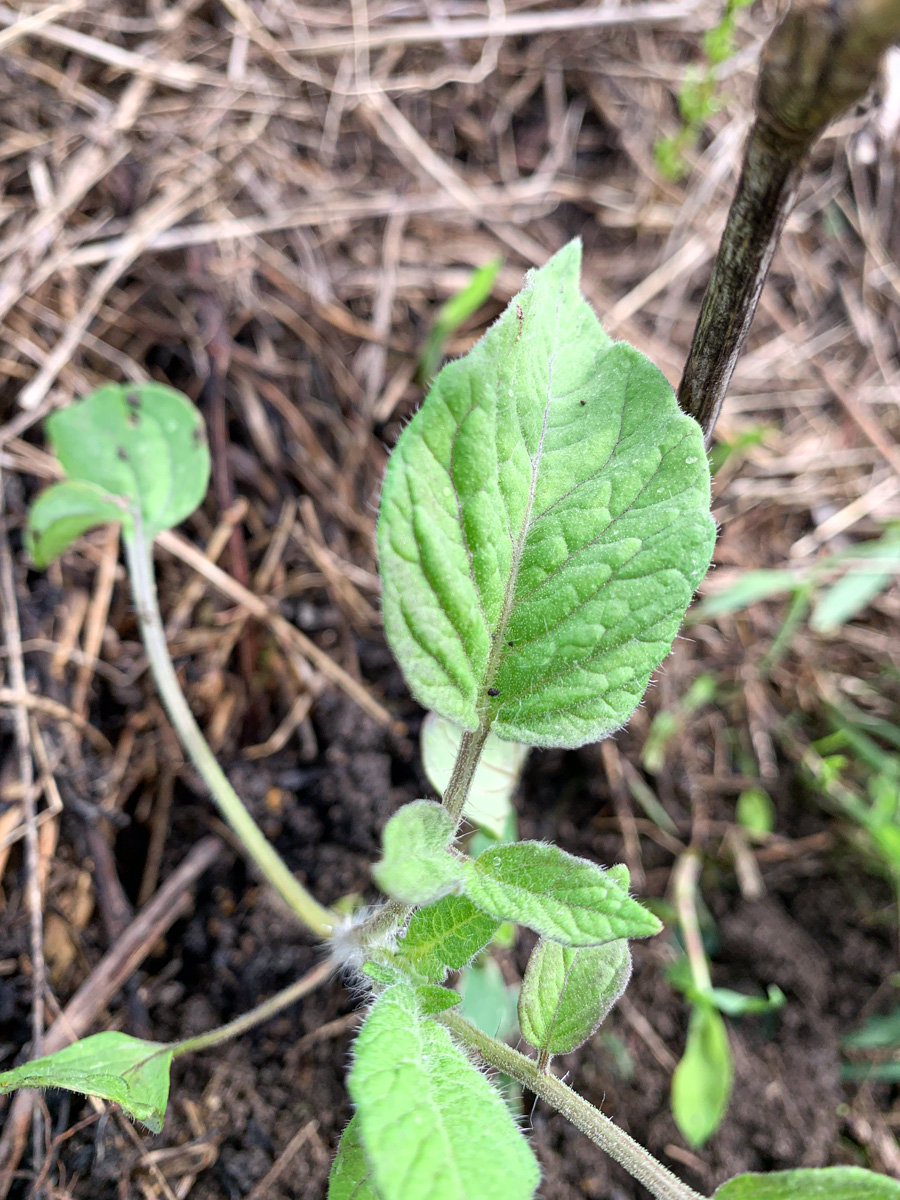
192, 426, 204, 447
116, 447, 128, 461
487, 687, 500, 697
507, 641, 514, 647
125, 391, 141, 409
580, 400, 586, 406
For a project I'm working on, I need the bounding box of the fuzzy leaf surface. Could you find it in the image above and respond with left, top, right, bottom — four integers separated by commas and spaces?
0, 1032, 172, 1132
348, 981, 539, 1200
372, 801, 463, 905
399, 894, 500, 982
518, 936, 631, 1054
463, 842, 661, 946
30, 383, 210, 560
329, 1115, 382, 1200
421, 712, 528, 837
713, 1168, 900, 1199
378, 239, 715, 748
671, 1001, 733, 1147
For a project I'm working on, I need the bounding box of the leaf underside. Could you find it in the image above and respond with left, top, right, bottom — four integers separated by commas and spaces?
0, 1031, 173, 1133
713, 1167, 900, 1199
348, 981, 539, 1200
378, 239, 715, 748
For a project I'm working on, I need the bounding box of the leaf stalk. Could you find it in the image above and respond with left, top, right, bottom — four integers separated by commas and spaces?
124, 525, 337, 938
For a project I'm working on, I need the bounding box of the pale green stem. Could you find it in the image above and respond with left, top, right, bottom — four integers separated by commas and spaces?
124, 526, 336, 938
441, 722, 492, 828
170, 959, 334, 1058
440, 1010, 708, 1200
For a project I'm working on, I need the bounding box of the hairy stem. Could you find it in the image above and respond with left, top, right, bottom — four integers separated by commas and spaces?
171, 960, 334, 1058
124, 527, 336, 938
441, 722, 492, 827
440, 1009, 708, 1200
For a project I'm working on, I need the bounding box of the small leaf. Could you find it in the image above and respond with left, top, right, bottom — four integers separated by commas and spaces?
399, 894, 500, 982
349, 981, 540, 1200
421, 712, 528, 838
811, 569, 895, 633
27, 481, 127, 568
0, 1031, 173, 1132
372, 801, 464, 905
735, 788, 775, 838
34, 383, 210, 547
671, 1001, 733, 1147
706, 985, 784, 1017
419, 257, 503, 386
378, 239, 715, 750
518, 937, 631, 1055
329, 1115, 382, 1200
458, 957, 519, 1041
713, 1167, 900, 1199
361, 961, 404, 986
416, 984, 462, 1015
463, 843, 661, 947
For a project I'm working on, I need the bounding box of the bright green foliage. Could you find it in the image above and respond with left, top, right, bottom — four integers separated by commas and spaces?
348, 981, 539, 1200
378, 240, 714, 749
27, 480, 127, 568
27, 383, 210, 564
329, 1115, 382, 1200
399, 894, 499, 982
372, 801, 462, 904
518, 937, 631, 1055
736, 788, 775, 838
0, 1031, 173, 1132
704, 986, 784, 1017
464, 842, 662, 947
421, 712, 528, 837
671, 1000, 733, 1147
416, 984, 462, 1014
713, 1167, 900, 1199
361, 962, 404, 986
419, 257, 503, 386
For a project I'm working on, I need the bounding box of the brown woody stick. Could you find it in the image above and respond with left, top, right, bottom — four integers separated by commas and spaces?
678, 0, 900, 445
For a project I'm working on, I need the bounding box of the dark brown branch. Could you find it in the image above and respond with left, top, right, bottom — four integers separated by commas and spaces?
678, 0, 900, 445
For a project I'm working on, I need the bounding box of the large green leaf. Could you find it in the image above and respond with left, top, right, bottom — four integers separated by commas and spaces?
0, 1031, 173, 1132
28, 383, 210, 563
671, 1001, 733, 1148
348, 981, 539, 1200
378, 239, 714, 749
463, 842, 661, 946
518, 936, 631, 1055
399, 894, 500, 982
372, 801, 464, 904
421, 712, 528, 837
329, 1115, 382, 1200
713, 1168, 900, 1199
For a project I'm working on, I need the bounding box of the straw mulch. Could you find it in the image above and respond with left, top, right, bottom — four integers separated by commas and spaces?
1, 2, 899, 1198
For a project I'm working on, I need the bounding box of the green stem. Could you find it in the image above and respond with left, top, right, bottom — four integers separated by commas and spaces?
672, 850, 711, 994
124, 527, 336, 938
441, 722, 491, 828
440, 1010, 708, 1200
170, 960, 334, 1058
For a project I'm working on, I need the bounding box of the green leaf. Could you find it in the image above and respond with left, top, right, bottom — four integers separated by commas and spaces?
372, 801, 464, 905
26, 480, 128, 568
349, 981, 539, 1200
457, 957, 519, 1041
735, 788, 775, 837
33, 382, 210, 550
705, 985, 784, 1017
0, 1031, 173, 1132
463, 842, 661, 946
416, 984, 462, 1015
421, 712, 528, 838
361, 961, 404, 986
329, 1115, 382, 1200
518, 936, 631, 1055
713, 1167, 900, 1199
671, 1001, 733, 1147
419, 258, 503, 386
378, 239, 715, 749
399, 894, 500, 982
811, 569, 895, 632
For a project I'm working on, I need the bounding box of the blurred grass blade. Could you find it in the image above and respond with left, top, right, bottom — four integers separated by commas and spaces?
418, 257, 503, 385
